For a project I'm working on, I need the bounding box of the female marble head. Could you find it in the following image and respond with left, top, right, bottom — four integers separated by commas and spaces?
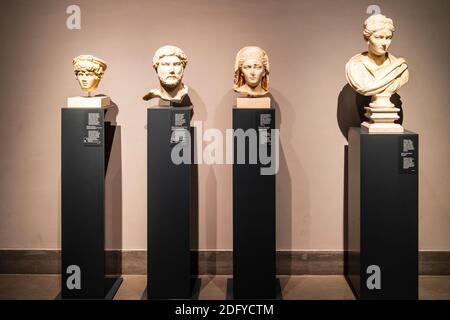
233, 46, 270, 96
152, 45, 188, 89
363, 14, 395, 56
73, 55, 107, 93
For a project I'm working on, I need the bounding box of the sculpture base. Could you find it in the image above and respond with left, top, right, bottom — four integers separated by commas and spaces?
236, 97, 271, 109
67, 95, 111, 108
347, 128, 418, 300
61, 107, 120, 299
233, 108, 276, 299
362, 93, 403, 133
361, 121, 404, 133
147, 106, 198, 299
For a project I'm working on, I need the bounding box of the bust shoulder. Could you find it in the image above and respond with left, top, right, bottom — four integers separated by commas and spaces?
348, 52, 366, 64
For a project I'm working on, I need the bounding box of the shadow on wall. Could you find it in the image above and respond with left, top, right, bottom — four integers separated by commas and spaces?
191, 126, 199, 278
343, 144, 349, 278
204, 168, 217, 274
211, 90, 235, 274
104, 102, 123, 277
336, 84, 404, 141
188, 86, 208, 123
336, 85, 360, 282
189, 86, 211, 274
270, 89, 310, 276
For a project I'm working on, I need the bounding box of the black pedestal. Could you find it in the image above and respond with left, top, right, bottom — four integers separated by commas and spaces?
61, 107, 122, 299
232, 108, 277, 299
346, 127, 418, 300
147, 106, 198, 299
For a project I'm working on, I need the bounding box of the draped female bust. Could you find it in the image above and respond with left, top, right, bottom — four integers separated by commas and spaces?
345, 14, 409, 132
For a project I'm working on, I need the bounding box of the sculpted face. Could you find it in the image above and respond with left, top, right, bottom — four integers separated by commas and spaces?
233, 46, 270, 97
72, 55, 107, 95
368, 29, 393, 56
157, 55, 184, 88
142, 46, 189, 103
76, 71, 100, 93
241, 58, 265, 88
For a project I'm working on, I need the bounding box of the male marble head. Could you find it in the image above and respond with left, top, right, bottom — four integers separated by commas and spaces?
143, 45, 189, 103
233, 46, 270, 97
73, 55, 107, 95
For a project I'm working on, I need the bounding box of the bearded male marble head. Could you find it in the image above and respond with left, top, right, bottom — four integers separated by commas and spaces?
143, 45, 189, 103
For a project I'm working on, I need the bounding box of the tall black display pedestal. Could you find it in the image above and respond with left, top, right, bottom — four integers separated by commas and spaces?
147, 106, 199, 299
231, 108, 279, 299
346, 127, 418, 300
61, 107, 122, 299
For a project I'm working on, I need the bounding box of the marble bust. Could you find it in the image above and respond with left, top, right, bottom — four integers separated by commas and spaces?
345, 14, 409, 132
143, 45, 189, 104
68, 55, 110, 108
233, 46, 270, 97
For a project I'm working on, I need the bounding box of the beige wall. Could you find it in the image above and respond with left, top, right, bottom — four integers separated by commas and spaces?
0, 0, 448, 250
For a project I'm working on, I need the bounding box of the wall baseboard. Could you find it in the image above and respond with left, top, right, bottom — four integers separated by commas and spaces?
0, 250, 448, 275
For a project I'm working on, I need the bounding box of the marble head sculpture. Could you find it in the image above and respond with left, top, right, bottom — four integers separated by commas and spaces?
143, 45, 189, 103
233, 46, 270, 97
73, 55, 107, 95
345, 14, 409, 132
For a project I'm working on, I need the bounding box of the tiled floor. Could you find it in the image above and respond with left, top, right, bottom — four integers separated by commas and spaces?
0, 275, 448, 300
